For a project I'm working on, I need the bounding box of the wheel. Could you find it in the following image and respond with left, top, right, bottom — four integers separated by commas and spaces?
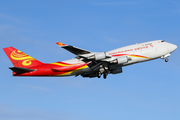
165, 58, 168, 62
98, 72, 101, 78
103, 74, 107, 79
103, 70, 108, 79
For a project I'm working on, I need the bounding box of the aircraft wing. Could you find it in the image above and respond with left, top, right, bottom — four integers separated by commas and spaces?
56, 42, 130, 79
56, 42, 91, 55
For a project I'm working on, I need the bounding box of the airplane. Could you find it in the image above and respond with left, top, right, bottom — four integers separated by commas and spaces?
3, 40, 177, 79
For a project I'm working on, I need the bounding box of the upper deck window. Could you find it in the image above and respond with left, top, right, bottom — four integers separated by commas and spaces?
161, 40, 165, 42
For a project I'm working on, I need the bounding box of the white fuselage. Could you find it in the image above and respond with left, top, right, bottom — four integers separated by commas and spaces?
62, 40, 177, 75
107, 40, 177, 65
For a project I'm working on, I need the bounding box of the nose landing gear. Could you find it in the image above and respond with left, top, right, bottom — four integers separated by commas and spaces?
161, 53, 170, 62
165, 58, 169, 62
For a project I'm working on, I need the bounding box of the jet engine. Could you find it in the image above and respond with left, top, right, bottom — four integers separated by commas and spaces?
110, 67, 123, 74
110, 56, 130, 64
88, 52, 107, 60
81, 73, 97, 78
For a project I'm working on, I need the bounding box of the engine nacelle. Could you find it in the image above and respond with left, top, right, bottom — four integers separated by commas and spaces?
111, 56, 129, 64
88, 52, 106, 60
111, 67, 122, 74
81, 73, 97, 78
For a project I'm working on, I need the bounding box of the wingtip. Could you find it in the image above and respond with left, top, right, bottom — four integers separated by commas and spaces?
56, 42, 67, 47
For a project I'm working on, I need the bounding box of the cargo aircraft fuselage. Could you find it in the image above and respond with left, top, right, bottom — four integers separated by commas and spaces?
3, 40, 177, 79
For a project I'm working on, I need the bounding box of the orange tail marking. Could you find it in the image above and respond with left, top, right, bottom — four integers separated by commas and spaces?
3, 47, 44, 68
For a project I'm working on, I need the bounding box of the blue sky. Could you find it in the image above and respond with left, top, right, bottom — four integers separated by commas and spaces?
0, 0, 180, 120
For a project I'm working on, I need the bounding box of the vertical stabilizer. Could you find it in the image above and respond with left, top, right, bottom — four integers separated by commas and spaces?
3, 47, 44, 68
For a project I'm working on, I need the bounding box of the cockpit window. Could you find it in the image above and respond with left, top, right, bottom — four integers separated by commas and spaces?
161, 40, 165, 42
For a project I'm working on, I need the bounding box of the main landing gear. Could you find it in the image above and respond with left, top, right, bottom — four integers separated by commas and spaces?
103, 70, 108, 79
97, 66, 109, 79
88, 62, 109, 79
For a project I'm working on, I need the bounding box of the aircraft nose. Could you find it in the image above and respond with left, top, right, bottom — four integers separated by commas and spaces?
168, 43, 177, 52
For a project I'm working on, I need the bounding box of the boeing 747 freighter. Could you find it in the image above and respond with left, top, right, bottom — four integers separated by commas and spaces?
3, 40, 177, 79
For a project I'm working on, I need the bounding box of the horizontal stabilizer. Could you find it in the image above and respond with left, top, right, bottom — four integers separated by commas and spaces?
9, 67, 36, 74
56, 42, 91, 55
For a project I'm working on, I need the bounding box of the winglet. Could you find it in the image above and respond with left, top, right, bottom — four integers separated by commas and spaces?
56, 42, 67, 47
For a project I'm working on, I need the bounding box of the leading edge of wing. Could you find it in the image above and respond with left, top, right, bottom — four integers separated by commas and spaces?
56, 42, 91, 55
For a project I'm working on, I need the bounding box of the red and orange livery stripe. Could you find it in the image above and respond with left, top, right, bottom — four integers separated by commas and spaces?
112, 54, 151, 59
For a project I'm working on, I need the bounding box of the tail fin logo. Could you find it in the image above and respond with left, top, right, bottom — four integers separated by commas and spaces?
22, 60, 32, 66
10, 50, 35, 66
